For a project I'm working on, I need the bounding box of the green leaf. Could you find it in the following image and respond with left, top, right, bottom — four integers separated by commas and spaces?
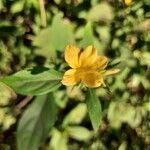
50, 13, 74, 51
88, 2, 114, 22
80, 22, 94, 47
2, 67, 62, 96
33, 13, 74, 57
17, 94, 58, 150
54, 0, 61, 5
143, 102, 150, 112
67, 126, 93, 141
63, 103, 87, 126
85, 89, 102, 131
118, 141, 127, 150
0, 82, 16, 105
108, 102, 145, 129
33, 27, 56, 58
50, 129, 68, 150
10, 1, 25, 14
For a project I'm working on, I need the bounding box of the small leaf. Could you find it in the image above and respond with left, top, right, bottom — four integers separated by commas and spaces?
0, 82, 16, 105
118, 141, 127, 150
50, 129, 68, 150
10, 1, 25, 14
104, 69, 120, 76
86, 89, 102, 131
17, 94, 58, 150
107, 58, 121, 69
2, 67, 62, 95
63, 103, 87, 126
67, 126, 93, 141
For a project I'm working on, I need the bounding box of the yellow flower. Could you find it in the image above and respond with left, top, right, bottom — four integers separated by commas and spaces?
124, 0, 132, 6
61, 45, 120, 88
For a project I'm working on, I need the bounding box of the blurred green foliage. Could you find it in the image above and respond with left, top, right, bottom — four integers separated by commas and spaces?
0, 0, 150, 149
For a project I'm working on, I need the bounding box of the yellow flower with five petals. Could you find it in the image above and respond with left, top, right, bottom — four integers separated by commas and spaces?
62, 45, 120, 88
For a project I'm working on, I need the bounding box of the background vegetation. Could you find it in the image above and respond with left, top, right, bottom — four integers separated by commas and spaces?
0, 0, 150, 150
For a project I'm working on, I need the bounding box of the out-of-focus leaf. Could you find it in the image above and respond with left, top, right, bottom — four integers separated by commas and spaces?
33, 14, 74, 57
108, 102, 146, 129
134, 50, 150, 66
0, 82, 16, 105
143, 102, 150, 112
86, 89, 102, 131
54, 0, 61, 4
26, 0, 39, 10
128, 74, 150, 90
17, 94, 58, 150
54, 91, 68, 108
134, 19, 150, 32
109, 68, 130, 91
118, 141, 127, 150
80, 22, 94, 47
0, 107, 16, 131
50, 13, 74, 51
10, 1, 25, 14
0, 42, 12, 73
91, 0, 100, 6
50, 129, 68, 150
67, 126, 93, 141
88, 2, 114, 22
96, 26, 111, 50
107, 58, 121, 69
0, 0, 4, 11
2, 67, 62, 95
90, 140, 107, 150
3, 115, 16, 131
66, 86, 84, 100
33, 27, 56, 58
63, 103, 87, 126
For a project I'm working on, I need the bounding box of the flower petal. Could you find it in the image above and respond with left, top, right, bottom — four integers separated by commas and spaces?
61, 69, 79, 86
94, 56, 108, 70
65, 45, 80, 68
79, 45, 97, 67
104, 69, 120, 76
82, 71, 103, 88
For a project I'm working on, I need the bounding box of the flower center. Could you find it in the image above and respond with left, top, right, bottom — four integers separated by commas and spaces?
76, 67, 93, 81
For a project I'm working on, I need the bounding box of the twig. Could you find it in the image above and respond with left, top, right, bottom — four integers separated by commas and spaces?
14, 96, 33, 115
39, 0, 47, 27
